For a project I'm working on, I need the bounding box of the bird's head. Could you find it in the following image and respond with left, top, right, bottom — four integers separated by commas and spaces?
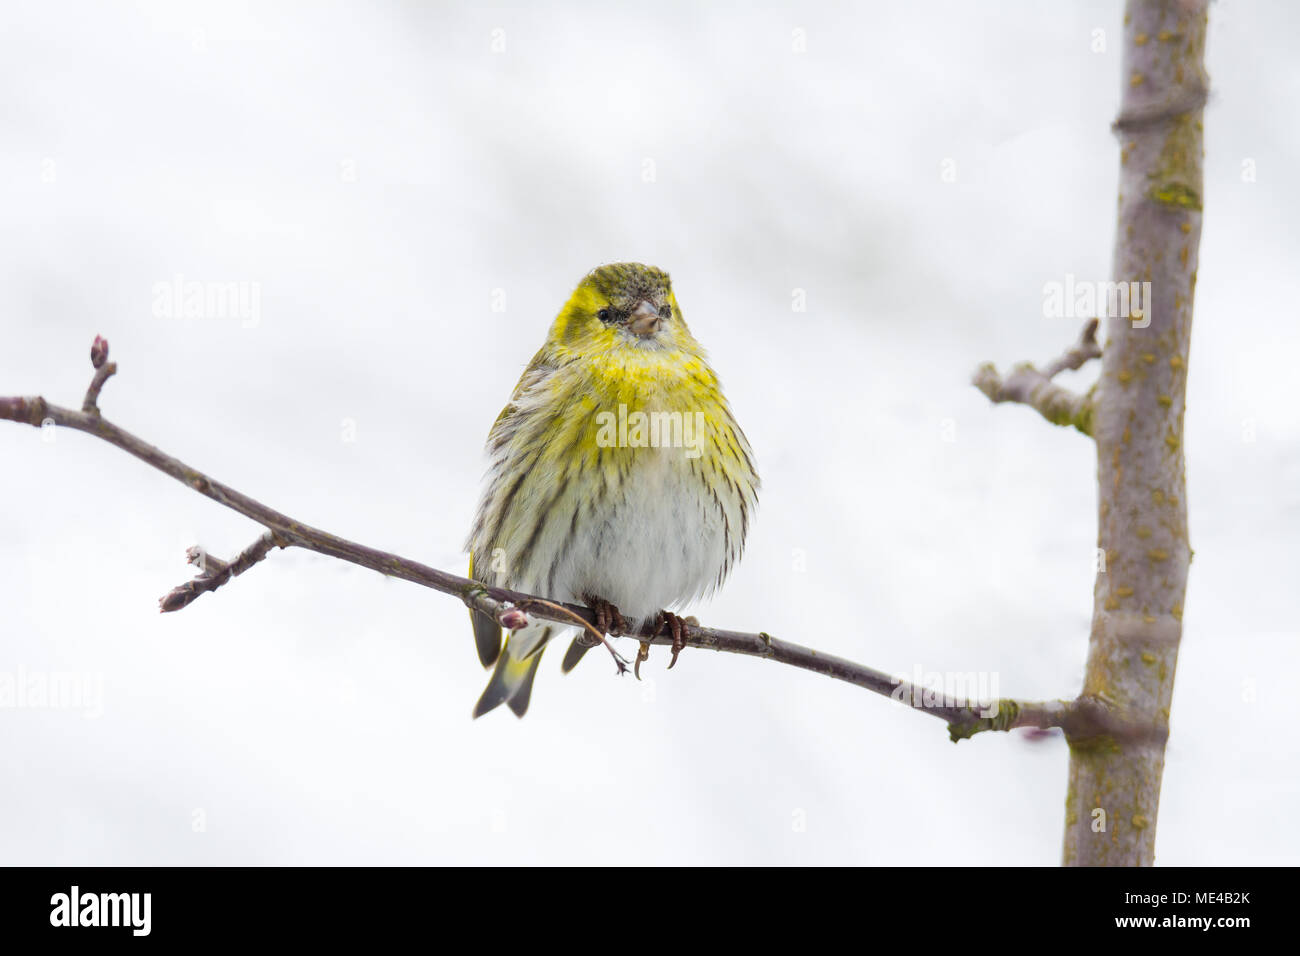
548, 263, 697, 356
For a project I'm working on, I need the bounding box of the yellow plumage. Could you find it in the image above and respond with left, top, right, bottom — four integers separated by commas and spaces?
466, 263, 758, 717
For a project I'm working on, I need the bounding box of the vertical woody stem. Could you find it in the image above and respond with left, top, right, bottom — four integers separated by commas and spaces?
1063, 0, 1208, 866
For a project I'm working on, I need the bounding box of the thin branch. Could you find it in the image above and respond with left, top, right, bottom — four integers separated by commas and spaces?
187, 545, 228, 577
82, 335, 117, 414
158, 532, 284, 612
513, 597, 632, 674
3, 339, 1115, 742
1043, 318, 1103, 377
973, 318, 1101, 435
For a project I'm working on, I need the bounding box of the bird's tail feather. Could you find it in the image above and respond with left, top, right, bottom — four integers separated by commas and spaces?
467, 554, 503, 667
471, 609, 503, 668
561, 636, 594, 673
473, 627, 550, 719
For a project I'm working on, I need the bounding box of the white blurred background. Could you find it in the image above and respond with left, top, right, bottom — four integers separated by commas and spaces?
1, 0, 1296, 865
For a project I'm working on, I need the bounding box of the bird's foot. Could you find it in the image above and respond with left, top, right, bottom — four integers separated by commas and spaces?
590, 597, 628, 638
656, 610, 688, 669
584, 595, 632, 676
634, 641, 651, 680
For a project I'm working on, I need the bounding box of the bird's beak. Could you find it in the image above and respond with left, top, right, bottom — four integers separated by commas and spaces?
627, 300, 661, 337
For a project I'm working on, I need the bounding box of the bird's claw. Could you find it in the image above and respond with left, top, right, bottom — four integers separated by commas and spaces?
590, 597, 628, 639
583, 599, 687, 676
585, 595, 632, 674
657, 610, 687, 669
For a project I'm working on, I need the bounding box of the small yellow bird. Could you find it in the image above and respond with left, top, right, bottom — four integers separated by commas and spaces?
466, 263, 759, 717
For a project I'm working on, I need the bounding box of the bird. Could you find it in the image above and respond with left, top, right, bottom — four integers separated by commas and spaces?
465, 262, 759, 717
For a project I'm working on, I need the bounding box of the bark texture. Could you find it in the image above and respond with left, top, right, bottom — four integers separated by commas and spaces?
1062, 0, 1208, 866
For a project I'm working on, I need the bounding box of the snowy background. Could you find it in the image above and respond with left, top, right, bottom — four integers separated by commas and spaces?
1, 0, 1296, 864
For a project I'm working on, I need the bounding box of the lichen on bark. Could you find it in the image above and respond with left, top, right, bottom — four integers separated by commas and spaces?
1062, 0, 1207, 867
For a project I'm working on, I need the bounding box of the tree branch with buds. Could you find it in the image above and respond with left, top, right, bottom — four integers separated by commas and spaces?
972, 318, 1102, 436
0, 337, 1123, 744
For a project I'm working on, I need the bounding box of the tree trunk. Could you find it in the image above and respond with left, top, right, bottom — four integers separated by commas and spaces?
1062, 0, 1209, 866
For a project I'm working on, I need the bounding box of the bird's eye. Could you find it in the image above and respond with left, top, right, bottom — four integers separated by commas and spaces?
658, 305, 672, 319
597, 307, 613, 323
